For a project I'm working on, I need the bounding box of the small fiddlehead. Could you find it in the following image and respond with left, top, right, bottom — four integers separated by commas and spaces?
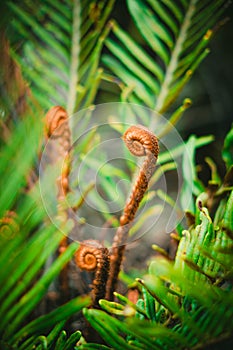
45, 106, 69, 139
44, 106, 71, 301
75, 240, 110, 307
106, 125, 159, 300
44, 106, 71, 199
0, 211, 19, 241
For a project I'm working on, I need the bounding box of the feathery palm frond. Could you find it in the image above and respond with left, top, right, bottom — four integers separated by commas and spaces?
102, 0, 229, 113
8, 0, 115, 114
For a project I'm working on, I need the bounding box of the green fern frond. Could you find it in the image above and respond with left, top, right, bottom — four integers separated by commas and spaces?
8, 0, 115, 113
102, 0, 229, 113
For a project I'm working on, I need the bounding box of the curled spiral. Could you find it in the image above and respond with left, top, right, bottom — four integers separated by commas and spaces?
0, 211, 19, 240
75, 239, 110, 306
120, 125, 159, 226
122, 124, 159, 158
106, 125, 159, 300
75, 240, 103, 271
45, 106, 69, 138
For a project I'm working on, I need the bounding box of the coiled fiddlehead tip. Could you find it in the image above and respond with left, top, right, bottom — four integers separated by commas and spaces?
123, 124, 159, 159
0, 211, 19, 239
75, 240, 110, 307
75, 240, 104, 272
44, 106, 71, 198
45, 106, 68, 138
106, 125, 159, 300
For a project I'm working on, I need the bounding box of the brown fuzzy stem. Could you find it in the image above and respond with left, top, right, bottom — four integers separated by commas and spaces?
44, 106, 71, 301
106, 125, 159, 300
75, 239, 110, 307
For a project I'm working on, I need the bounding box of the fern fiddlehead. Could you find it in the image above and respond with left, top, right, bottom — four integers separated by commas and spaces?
106, 125, 159, 300
75, 240, 110, 307
0, 211, 19, 240
45, 106, 71, 200
44, 106, 71, 300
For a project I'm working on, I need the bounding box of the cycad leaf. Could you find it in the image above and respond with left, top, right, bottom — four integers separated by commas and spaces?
106, 38, 160, 95
127, 0, 173, 58
8, 0, 115, 113
102, 55, 155, 107
103, 0, 228, 113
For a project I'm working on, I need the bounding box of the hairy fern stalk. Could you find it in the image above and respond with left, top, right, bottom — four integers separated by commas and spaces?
0, 0, 232, 349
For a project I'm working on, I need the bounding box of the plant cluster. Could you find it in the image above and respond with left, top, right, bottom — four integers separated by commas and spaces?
0, 1, 232, 349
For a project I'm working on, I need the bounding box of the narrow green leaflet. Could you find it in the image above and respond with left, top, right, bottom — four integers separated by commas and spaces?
222, 125, 233, 169
12, 296, 90, 346
2, 242, 79, 340
180, 135, 196, 213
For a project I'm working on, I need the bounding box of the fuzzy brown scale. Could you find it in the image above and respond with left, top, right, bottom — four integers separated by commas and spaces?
106, 125, 159, 300
75, 240, 110, 307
